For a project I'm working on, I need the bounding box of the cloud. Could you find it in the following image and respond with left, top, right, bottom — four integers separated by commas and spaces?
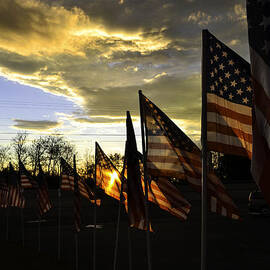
0, 0, 249, 144
12, 119, 62, 131
187, 11, 223, 27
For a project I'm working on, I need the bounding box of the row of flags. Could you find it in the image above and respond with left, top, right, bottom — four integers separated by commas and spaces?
0, 1, 269, 255
0, 87, 243, 233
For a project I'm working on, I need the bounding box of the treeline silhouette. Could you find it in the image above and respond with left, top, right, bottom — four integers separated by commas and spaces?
0, 132, 124, 189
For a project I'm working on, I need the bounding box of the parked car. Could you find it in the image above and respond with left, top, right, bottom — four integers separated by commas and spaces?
248, 189, 270, 216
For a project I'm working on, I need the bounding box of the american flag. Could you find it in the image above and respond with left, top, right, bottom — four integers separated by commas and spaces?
78, 178, 101, 206
7, 163, 25, 208
140, 93, 240, 219
61, 157, 100, 205
19, 160, 38, 189
36, 163, 52, 216
125, 111, 148, 230
137, 152, 191, 221
203, 30, 253, 158
247, 1, 270, 206
95, 142, 122, 201
0, 174, 8, 208
60, 157, 75, 191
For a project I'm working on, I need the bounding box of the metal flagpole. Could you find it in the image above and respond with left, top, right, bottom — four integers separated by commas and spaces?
113, 144, 127, 270
58, 177, 62, 260
75, 232, 79, 270
20, 207, 25, 247
38, 215, 41, 252
113, 195, 122, 270
6, 207, 9, 240
93, 142, 98, 270
127, 226, 132, 270
201, 29, 209, 270
73, 155, 79, 270
18, 161, 25, 247
138, 90, 152, 270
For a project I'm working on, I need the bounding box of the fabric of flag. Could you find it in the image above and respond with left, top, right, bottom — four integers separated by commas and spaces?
19, 160, 38, 189
125, 111, 148, 230
60, 157, 75, 191
247, 1, 270, 206
78, 178, 101, 206
7, 163, 25, 208
61, 157, 100, 205
73, 158, 81, 233
140, 93, 240, 220
137, 152, 191, 221
36, 163, 52, 216
0, 175, 8, 208
95, 142, 122, 201
203, 30, 253, 158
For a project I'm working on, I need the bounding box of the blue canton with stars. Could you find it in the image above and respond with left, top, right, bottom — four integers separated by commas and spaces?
206, 31, 253, 107
142, 95, 200, 153
247, 0, 270, 67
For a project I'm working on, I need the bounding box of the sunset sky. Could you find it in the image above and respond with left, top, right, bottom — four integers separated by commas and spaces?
0, 0, 249, 159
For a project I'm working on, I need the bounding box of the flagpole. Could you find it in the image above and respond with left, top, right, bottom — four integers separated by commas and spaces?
73, 155, 79, 270
138, 89, 152, 270
127, 226, 132, 270
58, 177, 62, 260
20, 207, 25, 247
38, 211, 41, 252
6, 207, 9, 240
113, 142, 127, 270
201, 29, 209, 270
93, 142, 98, 270
113, 194, 122, 270
75, 232, 79, 270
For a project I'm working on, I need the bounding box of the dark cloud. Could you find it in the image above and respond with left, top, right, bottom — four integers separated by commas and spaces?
0, 50, 45, 74
12, 119, 61, 130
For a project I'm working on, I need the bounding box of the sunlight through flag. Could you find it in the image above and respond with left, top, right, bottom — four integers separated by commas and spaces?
95, 143, 122, 201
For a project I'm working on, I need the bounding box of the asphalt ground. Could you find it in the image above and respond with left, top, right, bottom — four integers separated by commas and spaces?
1, 182, 270, 270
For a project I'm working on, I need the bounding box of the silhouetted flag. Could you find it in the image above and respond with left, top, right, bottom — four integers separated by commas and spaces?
19, 160, 38, 189
36, 163, 52, 216
73, 156, 81, 233
247, 1, 270, 206
125, 111, 148, 230
8, 163, 25, 208
60, 157, 75, 191
140, 93, 240, 219
61, 157, 100, 205
0, 174, 8, 208
95, 143, 122, 201
203, 30, 252, 158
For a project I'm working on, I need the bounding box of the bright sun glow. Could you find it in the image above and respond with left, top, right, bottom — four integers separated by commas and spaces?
106, 171, 120, 193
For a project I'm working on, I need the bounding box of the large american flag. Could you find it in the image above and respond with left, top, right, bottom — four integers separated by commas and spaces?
247, 1, 270, 206
36, 163, 52, 216
140, 93, 240, 219
7, 163, 25, 208
19, 160, 38, 189
95, 142, 122, 201
203, 30, 253, 158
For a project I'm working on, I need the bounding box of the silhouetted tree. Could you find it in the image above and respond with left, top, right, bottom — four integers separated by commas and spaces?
12, 132, 28, 165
